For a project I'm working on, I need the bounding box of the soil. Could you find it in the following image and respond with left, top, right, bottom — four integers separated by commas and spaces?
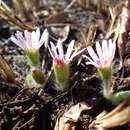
0, 0, 130, 130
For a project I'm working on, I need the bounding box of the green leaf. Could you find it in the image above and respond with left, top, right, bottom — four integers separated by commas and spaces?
112, 91, 130, 105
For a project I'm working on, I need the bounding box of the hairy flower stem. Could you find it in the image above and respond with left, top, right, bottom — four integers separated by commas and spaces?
98, 67, 113, 99
53, 63, 70, 91
102, 78, 112, 99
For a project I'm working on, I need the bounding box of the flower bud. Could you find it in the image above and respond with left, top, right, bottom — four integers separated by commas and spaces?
98, 67, 112, 80
32, 68, 45, 84
53, 63, 69, 84
26, 49, 40, 67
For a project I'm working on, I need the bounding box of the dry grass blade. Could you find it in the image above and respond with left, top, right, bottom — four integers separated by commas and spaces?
0, 55, 16, 83
105, 1, 123, 39
0, 0, 34, 31
12, 0, 31, 20
86, 24, 96, 45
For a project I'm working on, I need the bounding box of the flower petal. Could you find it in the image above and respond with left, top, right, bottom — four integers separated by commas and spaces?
15, 31, 27, 49
107, 39, 116, 66
35, 28, 40, 42
69, 48, 86, 61
86, 62, 99, 68
83, 55, 99, 68
31, 30, 37, 47
65, 40, 75, 61
39, 29, 49, 48
102, 40, 108, 60
57, 39, 64, 59
10, 36, 25, 50
87, 45, 99, 63
109, 40, 116, 59
96, 41, 103, 63
85, 39, 116, 69
24, 30, 32, 48
48, 42, 59, 62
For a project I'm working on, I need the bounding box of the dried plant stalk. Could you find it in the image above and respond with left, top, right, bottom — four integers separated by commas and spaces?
12, 0, 31, 20
89, 102, 130, 130
117, 0, 130, 66
86, 24, 96, 44
105, 1, 124, 39
105, 1, 130, 67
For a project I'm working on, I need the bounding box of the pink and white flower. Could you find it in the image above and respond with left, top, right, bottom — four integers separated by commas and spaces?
84, 39, 116, 68
10, 28, 48, 51
48, 40, 85, 66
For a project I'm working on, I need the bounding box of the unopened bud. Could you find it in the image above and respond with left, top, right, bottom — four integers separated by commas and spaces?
32, 68, 45, 84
